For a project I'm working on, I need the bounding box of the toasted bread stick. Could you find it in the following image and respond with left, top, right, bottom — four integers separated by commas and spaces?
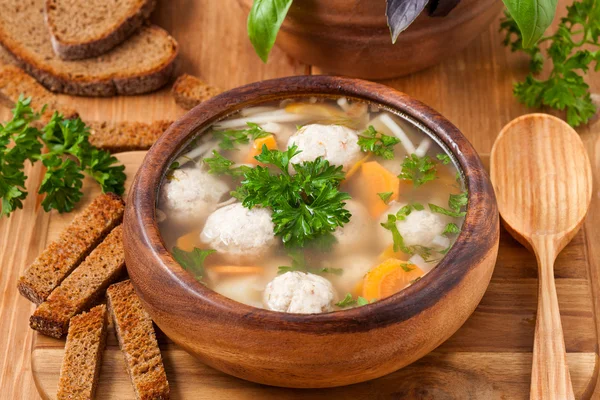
18, 193, 124, 304
30, 225, 125, 338
57, 304, 108, 400
107, 280, 170, 400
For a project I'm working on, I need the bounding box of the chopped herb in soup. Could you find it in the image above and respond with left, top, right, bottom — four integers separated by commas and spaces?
157, 98, 467, 313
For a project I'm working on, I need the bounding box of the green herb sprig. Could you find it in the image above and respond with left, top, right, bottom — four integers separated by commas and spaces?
500, 0, 600, 127
212, 122, 269, 150
233, 145, 351, 248
0, 97, 126, 217
357, 125, 401, 160
171, 247, 216, 281
203, 150, 250, 177
398, 154, 437, 187
380, 203, 433, 260
429, 191, 468, 218
335, 293, 375, 308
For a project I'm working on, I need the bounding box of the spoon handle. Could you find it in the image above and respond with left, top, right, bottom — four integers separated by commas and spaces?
530, 237, 574, 400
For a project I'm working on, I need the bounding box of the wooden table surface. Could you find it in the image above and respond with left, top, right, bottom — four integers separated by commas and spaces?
1, 0, 599, 398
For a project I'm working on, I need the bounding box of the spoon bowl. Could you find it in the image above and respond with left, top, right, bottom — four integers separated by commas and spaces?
491, 113, 592, 400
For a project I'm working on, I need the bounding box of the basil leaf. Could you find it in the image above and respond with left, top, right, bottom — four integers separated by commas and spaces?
248, 0, 294, 62
502, 0, 558, 48
386, 0, 429, 44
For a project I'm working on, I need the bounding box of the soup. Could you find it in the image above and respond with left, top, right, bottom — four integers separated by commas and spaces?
157, 97, 467, 313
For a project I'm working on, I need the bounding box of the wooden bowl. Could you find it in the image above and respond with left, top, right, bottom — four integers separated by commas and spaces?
123, 75, 499, 388
237, 0, 503, 79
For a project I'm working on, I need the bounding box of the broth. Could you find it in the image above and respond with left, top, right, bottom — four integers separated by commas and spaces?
157, 97, 467, 313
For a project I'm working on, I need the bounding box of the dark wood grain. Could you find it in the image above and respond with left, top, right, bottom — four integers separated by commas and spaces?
237, 0, 503, 79
123, 75, 500, 388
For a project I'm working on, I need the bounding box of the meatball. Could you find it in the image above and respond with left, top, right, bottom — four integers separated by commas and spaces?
287, 124, 362, 171
160, 166, 229, 225
379, 204, 451, 250
200, 203, 277, 263
264, 271, 336, 314
332, 200, 373, 254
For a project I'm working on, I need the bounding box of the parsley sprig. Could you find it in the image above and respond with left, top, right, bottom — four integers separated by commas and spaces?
171, 246, 215, 281
380, 203, 433, 260
429, 191, 468, 218
398, 154, 437, 187
234, 145, 351, 248
203, 150, 250, 177
212, 122, 270, 150
500, 1, 600, 126
357, 125, 400, 159
0, 97, 126, 216
335, 293, 375, 308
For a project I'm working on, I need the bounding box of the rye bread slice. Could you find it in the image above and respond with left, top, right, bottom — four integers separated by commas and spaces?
45, 0, 156, 60
0, 64, 78, 120
0, 44, 15, 66
107, 280, 170, 400
0, 0, 178, 96
88, 120, 172, 152
30, 225, 126, 338
172, 74, 221, 110
18, 193, 124, 305
57, 304, 108, 400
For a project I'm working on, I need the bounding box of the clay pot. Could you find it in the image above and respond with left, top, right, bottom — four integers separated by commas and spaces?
123, 75, 499, 388
238, 0, 503, 79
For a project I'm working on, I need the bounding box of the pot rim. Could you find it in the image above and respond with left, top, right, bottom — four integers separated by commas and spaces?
126, 75, 497, 333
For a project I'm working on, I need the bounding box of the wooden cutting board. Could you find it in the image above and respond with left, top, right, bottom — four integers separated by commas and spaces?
30, 152, 599, 399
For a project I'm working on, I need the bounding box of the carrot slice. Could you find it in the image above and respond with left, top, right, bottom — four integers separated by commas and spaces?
247, 134, 278, 164
362, 258, 424, 300
175, 230, 201, 252
205, 265, 264, 282
353, 161, 400, 218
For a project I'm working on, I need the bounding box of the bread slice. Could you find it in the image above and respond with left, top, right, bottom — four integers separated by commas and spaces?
0, 64, 77, 119
18, 193, 124, 305
57, 304, 108, 400
0, 0, 178, 96
88, 120, 172, 152
45, 0, 156, 60
0, 43, 15, 66
30, 225, 125, 338
107, 280, 170, 400
172, 74, 221, 110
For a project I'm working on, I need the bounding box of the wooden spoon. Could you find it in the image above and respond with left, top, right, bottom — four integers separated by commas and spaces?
490, 114, 592, 400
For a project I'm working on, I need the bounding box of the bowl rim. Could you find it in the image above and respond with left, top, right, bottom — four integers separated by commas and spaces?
126, 75, 497, 333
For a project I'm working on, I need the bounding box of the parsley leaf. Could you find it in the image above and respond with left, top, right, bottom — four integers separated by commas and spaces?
236, 145, 351, 248
399, 262, 415, 272
377, 191, 393, 204
500, 2, 600, 126
436, 153, 452, 165
429, 191, 468, 217
38, 156, 83, 213
335, 293, 375, 308
212, 122, 270, 150
171, 247, 216, 281
357, 125, 400, 159
203, 150, 250, 177
398, 154, 437, 187
443, 222, 461, 235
